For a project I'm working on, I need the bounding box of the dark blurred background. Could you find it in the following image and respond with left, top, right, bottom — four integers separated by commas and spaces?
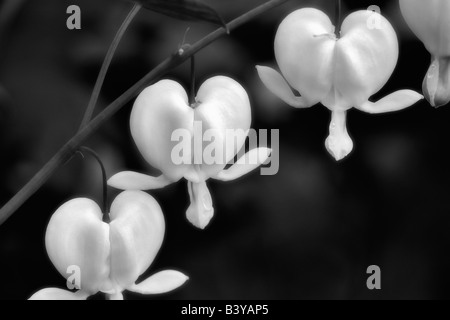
0, 0, 449, 300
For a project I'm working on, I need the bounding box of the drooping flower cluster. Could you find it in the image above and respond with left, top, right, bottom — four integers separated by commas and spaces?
400, 0, 450, 107
109, 76, 271, 229
257, 8, 423, 161
29, 191, 188, 300
23, 3, 436, 301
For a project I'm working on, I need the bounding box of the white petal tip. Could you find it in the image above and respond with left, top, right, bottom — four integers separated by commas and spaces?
325, 135, 354, 162
214, 147, 272, 181
187, 208, 214, 230
358, 90, 424, 114
107, 171, 172, 190
129, 270, 189, 295
187, 181, 214, 229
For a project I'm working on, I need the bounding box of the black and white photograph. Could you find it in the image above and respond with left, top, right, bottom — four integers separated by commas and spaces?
0, 0, 449, 304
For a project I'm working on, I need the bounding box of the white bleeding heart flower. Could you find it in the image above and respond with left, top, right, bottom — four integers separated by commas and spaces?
108, 76, 271, 229
257, 8, 423, 161
29, 191, 188, 300
400, 0, 450, 107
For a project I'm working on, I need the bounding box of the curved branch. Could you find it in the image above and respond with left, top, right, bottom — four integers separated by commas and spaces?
79, 3, 142, 129
0, 0, 291, 226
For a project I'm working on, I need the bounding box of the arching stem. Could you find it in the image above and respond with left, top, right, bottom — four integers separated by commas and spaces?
335, 0, 342, 37
189, 55, 196, 106
79, 3, 142, 130
78, 147, 110, 222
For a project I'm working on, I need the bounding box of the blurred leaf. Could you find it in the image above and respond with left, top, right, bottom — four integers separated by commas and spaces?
132, 0, 227, 30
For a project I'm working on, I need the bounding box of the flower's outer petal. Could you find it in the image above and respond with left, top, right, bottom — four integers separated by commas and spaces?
214, 148, 272, 181
194, 76, 252, 178
45, 199, 110, 295
423, 56, 450, 107
129, 270, 189, 295
400, 0, 450, 57
336, 10, 399, 107
186, 181, 214, 229
131, 80, 194, 182
274, 8, 335, 104
107, 171, 174, 190
109, 191, 165, 291
255, 66, 314, 108
357, 90, 424, 114
325, 110, 353, 161
29, 288, 90, 300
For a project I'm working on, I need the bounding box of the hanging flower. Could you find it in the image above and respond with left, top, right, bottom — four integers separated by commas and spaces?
400, 0, 450, 107
108, 76, 271, 229
29, 191, 188, 300
257, 8, 423, 161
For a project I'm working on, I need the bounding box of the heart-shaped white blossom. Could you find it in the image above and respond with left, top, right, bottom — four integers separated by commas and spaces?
29, 191, 188, 300
257, 8, 423, 160
109, 76, 271, 229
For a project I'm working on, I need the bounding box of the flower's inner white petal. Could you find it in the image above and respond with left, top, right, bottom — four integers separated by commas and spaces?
186, 181, 214, 229
325, 110, 353, 161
